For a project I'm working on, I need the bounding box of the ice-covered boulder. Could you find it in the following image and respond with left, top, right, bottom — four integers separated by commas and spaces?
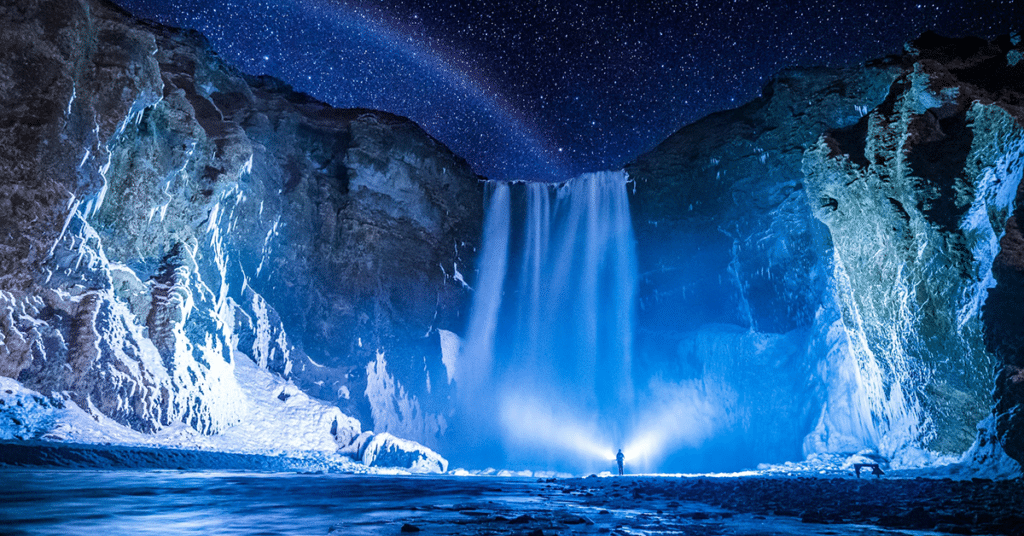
337, 430, 375, 460
360, 432, 448, 473
0, 377, 61, 441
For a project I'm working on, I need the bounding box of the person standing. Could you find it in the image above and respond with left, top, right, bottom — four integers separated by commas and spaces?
616, 449, 624, 476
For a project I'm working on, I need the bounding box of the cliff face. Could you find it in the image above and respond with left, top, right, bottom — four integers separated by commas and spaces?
628, 33, 1024, 467
0, 0, 482, 450
804, 34, 1024, 462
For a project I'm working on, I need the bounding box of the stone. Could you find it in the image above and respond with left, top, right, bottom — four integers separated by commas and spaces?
360, 432, 448, 473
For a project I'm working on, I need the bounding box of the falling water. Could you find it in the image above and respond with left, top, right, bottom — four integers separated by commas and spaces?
451, 170, 637, 472
449, 170, 823, 474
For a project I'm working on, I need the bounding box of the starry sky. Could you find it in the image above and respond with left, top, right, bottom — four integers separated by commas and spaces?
116, 0, 1021, 181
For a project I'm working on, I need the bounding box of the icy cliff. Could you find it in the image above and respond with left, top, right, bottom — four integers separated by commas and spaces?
0, 0, 481, 467
628, 33, 1024, 470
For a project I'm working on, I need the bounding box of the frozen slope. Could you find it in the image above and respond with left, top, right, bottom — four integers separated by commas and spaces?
0, 351, 357, 455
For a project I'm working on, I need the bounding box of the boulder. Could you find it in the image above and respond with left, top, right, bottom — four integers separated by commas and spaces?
361, 432, 449, 473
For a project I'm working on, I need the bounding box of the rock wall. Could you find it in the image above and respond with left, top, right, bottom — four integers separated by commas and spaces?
0, 0, 482, 450
628, 33, 1024, 467
804, 33, 1024, 460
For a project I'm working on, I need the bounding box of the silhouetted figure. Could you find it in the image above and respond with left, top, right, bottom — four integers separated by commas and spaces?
616, 449, 624, 476
853, 463, 884, 478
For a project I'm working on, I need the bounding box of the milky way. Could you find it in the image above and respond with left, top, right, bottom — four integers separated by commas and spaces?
116, 0, 1021, 181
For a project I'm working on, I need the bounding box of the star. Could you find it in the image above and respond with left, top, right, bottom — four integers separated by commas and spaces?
116, 0, 1020, 181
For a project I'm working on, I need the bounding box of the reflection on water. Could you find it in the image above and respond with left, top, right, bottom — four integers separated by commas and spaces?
0, 469, 525, 536
0, 468, 950, 536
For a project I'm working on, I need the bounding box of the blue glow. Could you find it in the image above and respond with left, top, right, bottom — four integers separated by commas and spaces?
448, 171, 636, 473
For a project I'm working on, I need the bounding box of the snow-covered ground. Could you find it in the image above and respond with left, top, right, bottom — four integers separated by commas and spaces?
753, 447, 1021, 482
0, 350, 447, 474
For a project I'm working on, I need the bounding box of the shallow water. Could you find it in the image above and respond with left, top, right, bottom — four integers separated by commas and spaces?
0, 469, 1015, 535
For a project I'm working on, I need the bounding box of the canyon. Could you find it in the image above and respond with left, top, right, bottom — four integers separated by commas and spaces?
1, 0, 1023, 477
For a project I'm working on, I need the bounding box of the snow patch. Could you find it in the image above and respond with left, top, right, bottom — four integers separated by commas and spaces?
452, 263, 471, 290
438, 329, 460, 384
918, 414, 1024, 480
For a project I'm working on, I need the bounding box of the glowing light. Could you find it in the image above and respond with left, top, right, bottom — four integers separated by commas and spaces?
621, 379, 733, 472
632, 470, 763, 478
499, 394, 614, 463
498, 380, 730, 473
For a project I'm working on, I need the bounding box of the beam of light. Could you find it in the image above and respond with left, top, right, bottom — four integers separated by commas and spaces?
499, 393, 616, 464
632, 470, 764, 478
621, 379, 734, 473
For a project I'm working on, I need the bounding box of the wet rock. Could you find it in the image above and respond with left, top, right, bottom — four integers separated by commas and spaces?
800, 511, 825, 524
399, 523, 421, 533
935, 524, 973, 535
997, 513, 1024, 531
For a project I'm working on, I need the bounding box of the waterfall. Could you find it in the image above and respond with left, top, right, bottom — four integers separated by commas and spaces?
449, 169, 803, 474
450, 170, 638, 472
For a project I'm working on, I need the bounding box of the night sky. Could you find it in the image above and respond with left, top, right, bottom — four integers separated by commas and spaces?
116, 0, 1021, 181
